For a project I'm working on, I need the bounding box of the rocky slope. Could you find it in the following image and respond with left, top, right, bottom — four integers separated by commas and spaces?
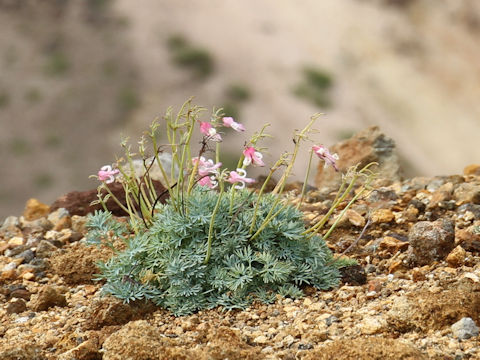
1, 154, 480, 358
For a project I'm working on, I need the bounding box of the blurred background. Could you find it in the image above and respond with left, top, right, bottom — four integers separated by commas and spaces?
1, 0, 480, 220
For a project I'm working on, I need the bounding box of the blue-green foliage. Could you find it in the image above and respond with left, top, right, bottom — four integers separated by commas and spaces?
86, 188, 344, 315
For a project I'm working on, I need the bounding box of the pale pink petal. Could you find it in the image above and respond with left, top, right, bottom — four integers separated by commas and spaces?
243, 147, 265, 167
222, 117, 245, 132
312, 145, 339, 171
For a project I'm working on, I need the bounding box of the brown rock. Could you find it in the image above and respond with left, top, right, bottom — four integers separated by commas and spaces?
9, 288, 31, 300
52, 216, 72, 232
427, 182, 453, 209
464, 164, 480, 176
49, 242, 113, 285
454, 183, 480, 205
411, 267, 427, 282
29, 285, 67, 311
379, 236, 409, 253
83, 297, 157, 330
35, 240, 58, 258
371, 209, 395, 224
102, 320, 264, 360
446, 245, 467, 268
1, 269, 17, 282
456, 227, 480, 252
5, 298, 27, 314
57, 338, 100, 360
50, 179, 168, 216
387, 280, 480, 332
406, 218, 455, 266
345, 209, 366, 227
23, 198, 50, 221
314, 126, 402, 190
303, 337, 427, 360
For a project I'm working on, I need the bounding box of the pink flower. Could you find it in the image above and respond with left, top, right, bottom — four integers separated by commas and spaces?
222, 117, 245, 132
243, 146, 265, 167
312, 145, 339, 171
192, 157, 222, 176
200, 121, 222, 142
198, 175, 218, 189
227, 168, 255, 189
98, 165, 119, 184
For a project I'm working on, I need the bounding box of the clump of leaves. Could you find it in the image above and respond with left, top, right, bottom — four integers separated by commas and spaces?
87, 187, 347, 316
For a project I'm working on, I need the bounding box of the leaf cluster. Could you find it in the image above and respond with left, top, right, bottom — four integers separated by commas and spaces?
86, 188, 346, 316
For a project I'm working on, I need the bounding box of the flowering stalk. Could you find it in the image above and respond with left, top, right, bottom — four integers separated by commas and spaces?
296, 149, 314, 210
271, 115, 319, 195
304, 162, 378, 239
248, 156, 287, 234
204, 179, 225, 264
148, 118, 178, 210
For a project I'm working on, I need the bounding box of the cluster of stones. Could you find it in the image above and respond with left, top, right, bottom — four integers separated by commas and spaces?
0, 124, 480, 358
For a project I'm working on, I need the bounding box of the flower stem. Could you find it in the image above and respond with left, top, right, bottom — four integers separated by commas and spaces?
204, 181, 225, 264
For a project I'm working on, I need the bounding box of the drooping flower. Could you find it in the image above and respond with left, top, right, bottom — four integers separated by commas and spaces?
243, 146, 265, 167
200, 121, 222, 142
192, 157, 222, 176
227, 168, 255, 189
97, 165, 119, 184
222, 116, 245, 132
312, 145, 339, 171
198, 175, 218, 189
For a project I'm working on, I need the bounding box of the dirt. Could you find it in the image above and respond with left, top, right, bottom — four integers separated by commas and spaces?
2, 167, 480, 359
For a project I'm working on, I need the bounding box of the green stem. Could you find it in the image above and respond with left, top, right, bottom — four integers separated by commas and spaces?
297, 150, 314, 210
303, 172, 358, 235
319, 186, 366, 240
249, 201, 289, 241
248, 160, 282, 234
204, 181, 225, 264
272, 116, 317, 195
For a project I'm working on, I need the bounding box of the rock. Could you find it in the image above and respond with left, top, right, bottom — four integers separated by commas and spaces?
29, 285, 67, 311
0, 345, 43, 360
7, 236, 24, 246
340, 264, 367, 285
314, 126, 402, 190
50, 179, 167, 217
83, 297, 157, 330
379, 236, 409, 253
387, 281, 480, 333
345, 209, 366, 227
464, 164, 480, 176
47, 207, 69, 224
457, 203, 480, 220
454, 183, 480, 205
6, 298, 27, 314
35, 240, 58, 258
23, 198, 50, 221
370, 209, 395, 224
14, 249, 34, 263
253, 335, 269, 344
1, 216, 19, 230
456, 227, 480, 252
57, 338, 101, 360
451, 317, 479, 340
446, 245, 467, 268
427, 182, 453, 209
358, 316, 386, 335
71, 215, 87, 233
406, 218, 455, 266
9, 288, 32, 301
302, 337, 428, 360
